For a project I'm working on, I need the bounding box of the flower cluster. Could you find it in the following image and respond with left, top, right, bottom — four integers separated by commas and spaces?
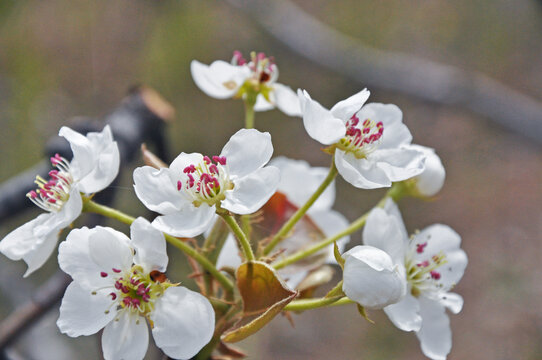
0, 50, 466, 360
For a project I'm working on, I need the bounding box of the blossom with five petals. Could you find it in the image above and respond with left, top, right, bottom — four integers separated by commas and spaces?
57, 217, 215, 360
343, 199, 467, 359
0, 125, 119, 276
217, 156, 350, 287
191, 51, 301, 116
298, 89, 426, 189
133, 128, 280, 238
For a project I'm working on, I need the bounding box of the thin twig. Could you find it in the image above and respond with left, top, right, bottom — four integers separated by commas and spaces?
226, 0, 542, 144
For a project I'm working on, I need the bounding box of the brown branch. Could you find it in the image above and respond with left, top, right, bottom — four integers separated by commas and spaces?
226, 0, 542, 144
0, 272, 70, 350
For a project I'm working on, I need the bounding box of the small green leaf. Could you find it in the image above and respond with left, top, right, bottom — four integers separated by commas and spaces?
333, 242, 345, 269
357, 304, 375, 324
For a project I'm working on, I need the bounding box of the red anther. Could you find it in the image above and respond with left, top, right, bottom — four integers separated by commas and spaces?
417, 260, 430, 268
114, 281, 122, 290
130, 278, 140, 286
29, 190, 38, 199
233, 50, 246, 65
203, 156, 211, 164
136, 284, 148, 296
212, 156, 226, 165
142, 294, 151, 302
376, 121, 383, 127
123, 297, 132, 307
47, 198, 57, 204
363, 119, 370, 126
430, 271, 441, 280
131, 298, 141, 307
49, 170, 59, 178
109, 292, 117, 300
100, 272, 108, 278
121, 286, 130, 294
416, 242, 428, 254
363, 127, 370, 134
183, 165, 196, 174
177, 180, 182, 191
209, 164, 218, 174
112, 268, 121, 273
257, 52, 266, 61
187, 174, 195, 187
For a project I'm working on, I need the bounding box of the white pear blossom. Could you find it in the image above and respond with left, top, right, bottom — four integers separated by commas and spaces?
343, 199, 467, 359
191, 51, 301, 116
298, 89, 426, 189
57, 217, 215, 360
133, 128, 280, 238
217, 157, 350, 288
0, 125, 119, 276
408, 145, 446, 197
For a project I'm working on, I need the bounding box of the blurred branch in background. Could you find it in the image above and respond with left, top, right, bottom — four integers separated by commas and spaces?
226, 0, 542, 144
0, 87, 174, 356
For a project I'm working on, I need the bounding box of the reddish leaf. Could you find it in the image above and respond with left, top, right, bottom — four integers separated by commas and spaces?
221, 261, 297, 343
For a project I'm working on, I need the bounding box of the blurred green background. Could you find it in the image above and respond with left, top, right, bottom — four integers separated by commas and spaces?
1, 0, 542, 359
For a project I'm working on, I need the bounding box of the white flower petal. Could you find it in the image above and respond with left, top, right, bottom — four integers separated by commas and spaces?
88, 227, 133, 273
216, 235, 242, 270
308, 210, 350, 264
57, 282, 116, 337
342, 245, 407, 309
220, 129, 274, 178
383, 293, 422, 332
59, 227, 118, 289
0, 213, 54, 260
131, 217, 168, 273
151, 287, 215, 359
273, 83, 301, 117
438, 292, 463, 314
334, 150, 392, 189
190, 60, 248, 99
22, 228, 60, 277
330, 88, 370, 120
410, 145, 446, 196
169, 152, 204, 174
77, 126, 120, 194
269, 157, 335, 212
133, 166, 185, 214
412, 225, 467, 289
382, 198, 409, 242
102, 311, 149, 360
363, 207, 406, 265
254, 94, 275, 112
355, 103, 412, 149
59, 126, 95, 181
370, 147, 426, 182
152, 204, 215, 238
222, 166, 280, 215
415, 297, 452, 360
298, 89, 345, 145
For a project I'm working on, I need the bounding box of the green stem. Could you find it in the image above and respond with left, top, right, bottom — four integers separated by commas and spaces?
244, 98, 255, 129
219, 212, 255, 261
283, 296, 353, 312
263, 159, 338, 256
82, 200, 234, 294
273, 189, 394, 270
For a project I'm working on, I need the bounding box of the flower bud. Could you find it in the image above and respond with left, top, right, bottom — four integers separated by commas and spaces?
342, 245, 406, 309
410, 145, 445, 197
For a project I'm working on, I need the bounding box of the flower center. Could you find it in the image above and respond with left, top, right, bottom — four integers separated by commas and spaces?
96, 265, 170, 317
232, 50, 278, 85
405, 238, 448, 297
179, 155, 232, 207
337, 114, 384, 159
26, 153, 74, 212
